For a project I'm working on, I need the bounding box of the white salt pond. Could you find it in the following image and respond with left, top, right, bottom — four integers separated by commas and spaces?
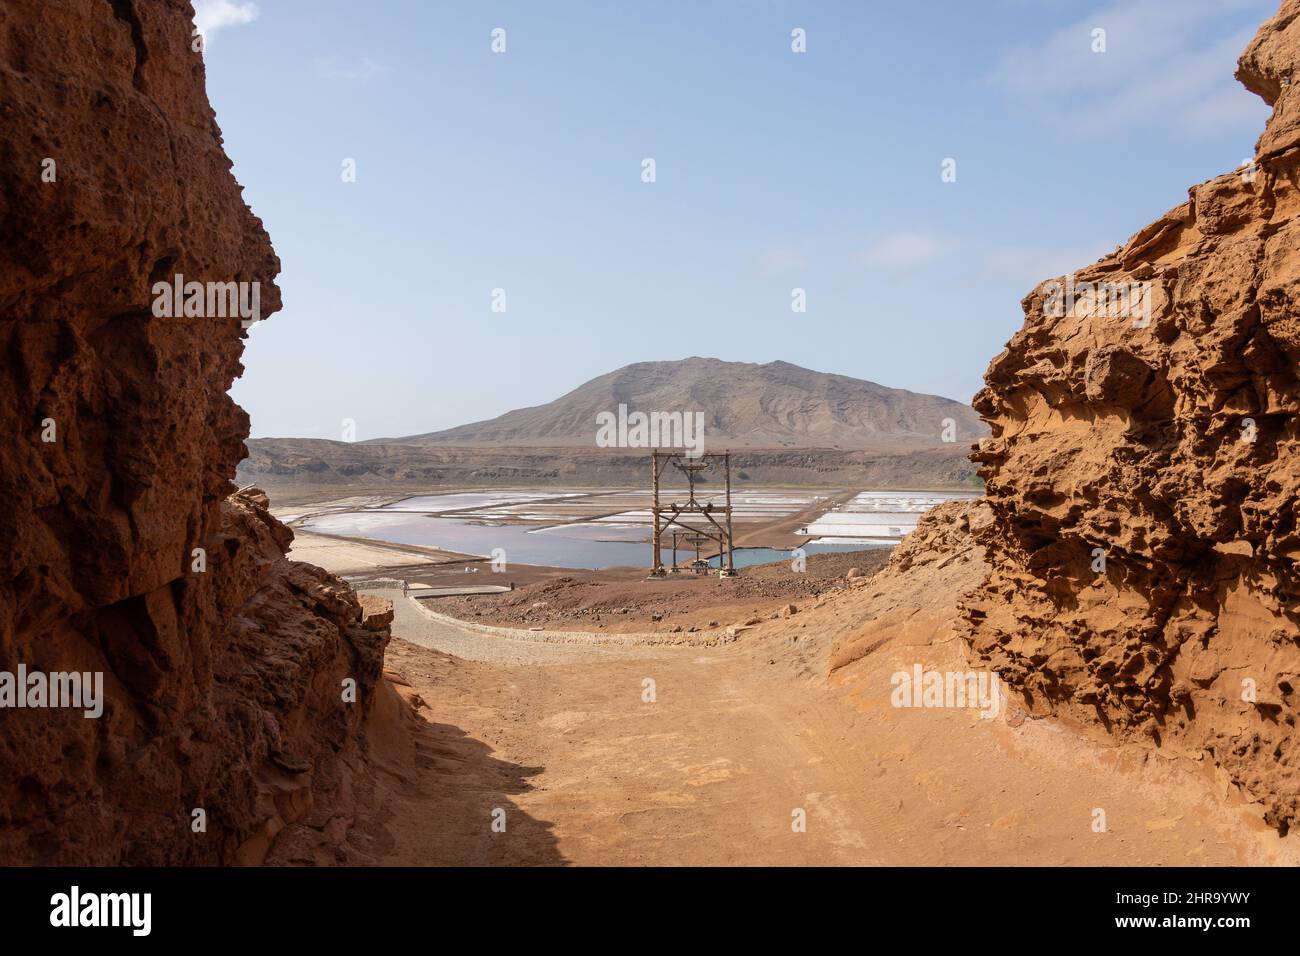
374, 492, 586, 513
297, 488, 978, 571
802, 491, 979, 545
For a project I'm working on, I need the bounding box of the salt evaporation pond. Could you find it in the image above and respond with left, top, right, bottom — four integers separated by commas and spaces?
298, 488, 978, 571
302, 509, 667, 569
802, 490, 981, 544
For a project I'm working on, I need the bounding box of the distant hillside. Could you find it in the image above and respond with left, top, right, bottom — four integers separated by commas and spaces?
242, 358, 987, 496
375, 357, 986, 450
237, 441, 982, 502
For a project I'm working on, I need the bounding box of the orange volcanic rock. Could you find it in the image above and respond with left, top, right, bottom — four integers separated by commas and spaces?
0, 1, 389, 863
962, 0, 1300, 832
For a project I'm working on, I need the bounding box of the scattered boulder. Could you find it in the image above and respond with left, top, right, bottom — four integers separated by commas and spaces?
359, 594, 395, 630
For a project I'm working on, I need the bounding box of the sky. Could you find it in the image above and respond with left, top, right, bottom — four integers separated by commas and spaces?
198, 0, 1277, 441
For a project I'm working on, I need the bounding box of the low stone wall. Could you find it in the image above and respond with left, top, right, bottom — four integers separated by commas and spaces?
408, 598, 739, 648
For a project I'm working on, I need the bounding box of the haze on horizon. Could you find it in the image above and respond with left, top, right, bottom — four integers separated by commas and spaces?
198, 0, 1274, 441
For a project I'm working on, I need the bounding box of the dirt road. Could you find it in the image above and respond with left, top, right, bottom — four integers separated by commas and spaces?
351, 590, 1295, 867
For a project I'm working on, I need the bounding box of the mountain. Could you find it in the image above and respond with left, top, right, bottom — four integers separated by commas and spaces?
237, 441, 983, 498
241, 358, 988, 493
375, 357, 986, 450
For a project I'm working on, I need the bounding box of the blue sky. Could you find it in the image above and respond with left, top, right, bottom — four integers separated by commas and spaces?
199, 0, 1276, 440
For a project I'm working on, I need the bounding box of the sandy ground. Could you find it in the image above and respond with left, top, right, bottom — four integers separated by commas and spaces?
348, 588, 1298, 866
286, 531, 463, 576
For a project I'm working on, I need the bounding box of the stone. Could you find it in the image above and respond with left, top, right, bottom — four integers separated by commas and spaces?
961, 0, 1300, 834
0, 0, 390, 864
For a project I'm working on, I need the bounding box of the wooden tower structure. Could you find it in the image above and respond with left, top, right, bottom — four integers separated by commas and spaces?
650, 451, 735, 576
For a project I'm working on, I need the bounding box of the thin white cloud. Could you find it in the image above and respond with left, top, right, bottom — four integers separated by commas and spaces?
856, 232, 954, 272
192, 0, 258, 45
318, 57, 392, 81
994, 0, 1273, 136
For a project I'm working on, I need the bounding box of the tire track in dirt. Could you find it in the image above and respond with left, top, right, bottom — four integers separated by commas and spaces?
361, 595, 1298, 866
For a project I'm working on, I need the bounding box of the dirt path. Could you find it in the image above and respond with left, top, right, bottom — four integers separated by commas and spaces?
357, 592, 1297, 867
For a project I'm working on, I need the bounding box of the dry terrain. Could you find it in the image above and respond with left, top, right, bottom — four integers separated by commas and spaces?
333, 577, 1294, 866
429, 549, 892, 635
240, 442, 982, 495
280, 503, 1300, 867
7, 0, 1300, 872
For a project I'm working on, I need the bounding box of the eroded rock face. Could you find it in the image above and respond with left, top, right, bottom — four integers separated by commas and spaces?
962, 0, 1300, 831
0, 1, 389, 863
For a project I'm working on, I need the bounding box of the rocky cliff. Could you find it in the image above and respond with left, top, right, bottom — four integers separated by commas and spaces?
0, 0, 390, 863
962, 0, 1300, 832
